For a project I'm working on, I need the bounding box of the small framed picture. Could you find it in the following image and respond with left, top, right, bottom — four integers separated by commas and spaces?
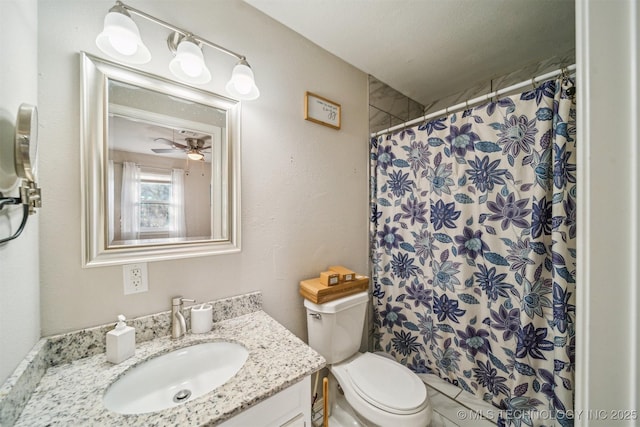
304, 92, 341, 130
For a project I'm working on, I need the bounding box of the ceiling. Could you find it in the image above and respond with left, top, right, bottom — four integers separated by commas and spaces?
110, 115, 213, 162
244, 0, 575, 107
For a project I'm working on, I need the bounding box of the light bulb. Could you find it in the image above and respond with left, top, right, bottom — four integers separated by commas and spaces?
179, 54, 202, 77
108, 30, 137, 55
225, 60, 260, 100
95, 9, 150, 64
233, 75, 253, 95
187, 151, 204, 161
169, 38, 211, 84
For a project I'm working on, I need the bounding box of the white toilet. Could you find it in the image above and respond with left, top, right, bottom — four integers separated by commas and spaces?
305, 291, 432, 427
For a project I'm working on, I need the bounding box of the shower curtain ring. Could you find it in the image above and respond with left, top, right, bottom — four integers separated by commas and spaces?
490, 81, 498, 103
531, 76, 538, 90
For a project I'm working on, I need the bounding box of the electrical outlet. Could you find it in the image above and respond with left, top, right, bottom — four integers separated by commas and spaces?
123, 263, 148, 295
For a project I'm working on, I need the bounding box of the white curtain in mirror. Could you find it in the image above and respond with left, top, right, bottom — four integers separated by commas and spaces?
170, 168, 186, 238
121, 161, 141, 240
108, 160, 115, 243
81, 53, 241, 266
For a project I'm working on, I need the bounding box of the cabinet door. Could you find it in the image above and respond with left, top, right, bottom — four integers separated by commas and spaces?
281, 413, 305, 427
218, 376, 310, 427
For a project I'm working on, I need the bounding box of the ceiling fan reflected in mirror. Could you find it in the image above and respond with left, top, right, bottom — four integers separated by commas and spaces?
152, 135, 211, 161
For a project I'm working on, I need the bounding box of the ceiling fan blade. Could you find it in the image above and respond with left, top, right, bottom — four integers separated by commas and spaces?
154, 138, 187, 149
151, 148, 181, 154
200, 146, 212, 150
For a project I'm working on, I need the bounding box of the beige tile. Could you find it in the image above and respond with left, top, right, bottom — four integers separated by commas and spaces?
419, 373, 463, 399
430, 410, 461, 427
455, 389, 500, 425
422, 376, 498, 427
429, 389, 466, 418
456, 389, 499, 413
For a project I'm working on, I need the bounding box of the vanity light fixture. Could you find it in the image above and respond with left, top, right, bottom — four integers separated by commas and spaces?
95, 1, 260, 100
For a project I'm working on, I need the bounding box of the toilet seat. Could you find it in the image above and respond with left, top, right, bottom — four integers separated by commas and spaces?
345, 352, 427, 414
331, 352, 432, 427
332, 353, 430, 420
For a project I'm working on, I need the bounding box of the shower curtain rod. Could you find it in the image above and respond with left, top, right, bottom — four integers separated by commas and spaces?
372, 63, 576, 137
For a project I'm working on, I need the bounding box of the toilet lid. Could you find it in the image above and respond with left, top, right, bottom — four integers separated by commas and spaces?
345, 353, 427, 414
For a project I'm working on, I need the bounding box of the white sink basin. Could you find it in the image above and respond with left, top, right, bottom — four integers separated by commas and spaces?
103, 341, 248, 414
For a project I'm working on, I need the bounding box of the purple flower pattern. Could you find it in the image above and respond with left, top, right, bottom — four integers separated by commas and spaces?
446, 123, 479, 157
371, 77, 576, 418
496, 114, 538, 157
487, 192, 531, 230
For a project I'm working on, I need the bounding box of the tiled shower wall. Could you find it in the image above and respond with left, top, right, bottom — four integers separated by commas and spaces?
368, 49, 575, 135
369, 76, 425, 134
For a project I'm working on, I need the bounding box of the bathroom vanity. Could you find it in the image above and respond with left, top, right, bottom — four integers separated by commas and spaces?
0, 292, 325, 426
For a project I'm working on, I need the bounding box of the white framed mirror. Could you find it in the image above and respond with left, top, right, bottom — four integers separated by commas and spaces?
81, 52, 241, 267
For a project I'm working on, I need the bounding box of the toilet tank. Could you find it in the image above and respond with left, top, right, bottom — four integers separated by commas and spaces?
304, 291, 368, 364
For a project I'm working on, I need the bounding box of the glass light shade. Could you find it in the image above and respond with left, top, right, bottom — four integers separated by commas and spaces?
169, 40, 211, 84
187, 151, 205, 161
95, 11, 151, 64
225, 61, 260, 100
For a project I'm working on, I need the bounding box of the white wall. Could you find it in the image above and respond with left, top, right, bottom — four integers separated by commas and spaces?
37, 0, 369, 337
575, 0, 640, 423
0, 0, 41, 384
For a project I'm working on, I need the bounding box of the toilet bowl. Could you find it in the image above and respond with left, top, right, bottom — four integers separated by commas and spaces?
331, 352, 432, 427
304, 291, 432, 427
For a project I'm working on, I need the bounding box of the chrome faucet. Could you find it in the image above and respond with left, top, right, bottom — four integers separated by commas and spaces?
171, 296, 196, 339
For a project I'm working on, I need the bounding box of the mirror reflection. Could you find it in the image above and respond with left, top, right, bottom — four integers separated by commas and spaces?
81, 53, 241, 267
107, 80, 227, 246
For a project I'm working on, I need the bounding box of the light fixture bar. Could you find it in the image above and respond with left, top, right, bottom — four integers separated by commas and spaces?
98, 1, 260, 99
115, 1, 245, 61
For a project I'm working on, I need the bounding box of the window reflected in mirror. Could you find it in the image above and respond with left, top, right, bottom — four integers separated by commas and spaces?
106, 106, 224, 246
81, 53, 240, 267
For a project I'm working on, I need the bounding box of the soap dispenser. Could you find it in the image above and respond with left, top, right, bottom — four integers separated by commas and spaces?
106, 314, 135, 364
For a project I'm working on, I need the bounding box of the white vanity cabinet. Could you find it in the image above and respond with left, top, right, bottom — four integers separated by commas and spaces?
218, 376, 311, 427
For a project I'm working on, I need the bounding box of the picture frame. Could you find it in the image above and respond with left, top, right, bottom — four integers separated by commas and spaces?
304, 92, 341, 130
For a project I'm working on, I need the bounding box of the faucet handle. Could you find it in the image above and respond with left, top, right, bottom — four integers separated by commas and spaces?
172, 297, 196, 306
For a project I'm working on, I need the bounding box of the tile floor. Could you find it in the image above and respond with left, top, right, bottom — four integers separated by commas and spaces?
419, 373, 498, 427
319, 372, 501, 426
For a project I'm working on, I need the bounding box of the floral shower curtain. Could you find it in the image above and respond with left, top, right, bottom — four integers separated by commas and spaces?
370, 77, 576, 426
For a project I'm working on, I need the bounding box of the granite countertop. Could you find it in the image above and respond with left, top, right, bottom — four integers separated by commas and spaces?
11, 306, 325, 426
